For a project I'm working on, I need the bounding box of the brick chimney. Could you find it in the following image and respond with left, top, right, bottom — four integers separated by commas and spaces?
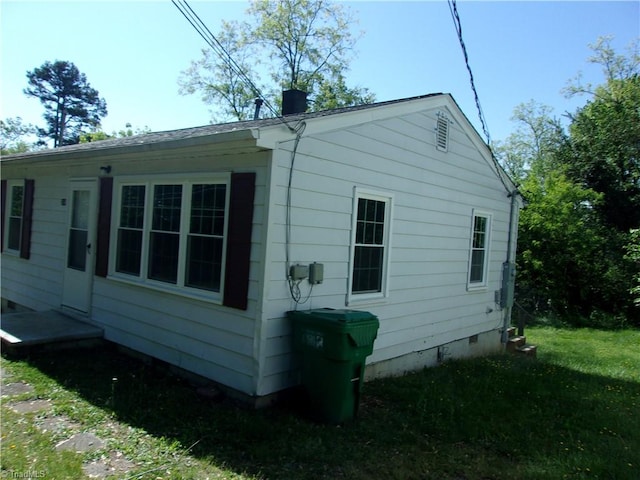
281, 89, 308, 115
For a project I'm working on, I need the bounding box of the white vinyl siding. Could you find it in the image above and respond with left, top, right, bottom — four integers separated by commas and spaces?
2, 148, 268, 398
262, 103, 511, 393
1, 175, 68, 311
111, 175, 230, 302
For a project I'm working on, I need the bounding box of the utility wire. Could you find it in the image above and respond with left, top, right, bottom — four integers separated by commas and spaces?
447, 0, 516, 194
447, 0, 491, 145
174, 0, 310, 303
172, 0, 296, 131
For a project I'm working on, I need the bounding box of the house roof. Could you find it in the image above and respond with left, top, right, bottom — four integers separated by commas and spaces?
1, 93, 446, 162
2, 92, 519, 194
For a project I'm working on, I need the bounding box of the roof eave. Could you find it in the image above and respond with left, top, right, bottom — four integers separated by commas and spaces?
1, 128, 263, 165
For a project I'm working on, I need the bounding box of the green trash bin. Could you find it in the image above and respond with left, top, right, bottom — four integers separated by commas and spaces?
288, 308, 380, 424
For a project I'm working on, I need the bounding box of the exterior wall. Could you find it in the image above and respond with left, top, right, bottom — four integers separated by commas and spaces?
258, 101, 515, 395
1, 171, 68, 311
363, 328, 502, 380
2, 96, 517, 401
1, 146, 269, 396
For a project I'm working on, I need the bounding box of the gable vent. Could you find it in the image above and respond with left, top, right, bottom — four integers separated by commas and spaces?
436, 113, 449, 152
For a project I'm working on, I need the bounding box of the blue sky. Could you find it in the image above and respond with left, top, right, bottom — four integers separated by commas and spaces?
1, 1, 638, 144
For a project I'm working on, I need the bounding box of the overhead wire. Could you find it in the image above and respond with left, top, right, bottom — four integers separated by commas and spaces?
172, 0, 297, 132
447, 0, 515, 194
447, 0, 491, 145
173, 0, 310, 303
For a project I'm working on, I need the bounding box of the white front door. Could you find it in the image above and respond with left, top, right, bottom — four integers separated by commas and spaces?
62, 180, 97, 313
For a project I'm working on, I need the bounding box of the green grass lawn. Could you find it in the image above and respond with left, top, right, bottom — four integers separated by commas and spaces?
2, 326, 639, 479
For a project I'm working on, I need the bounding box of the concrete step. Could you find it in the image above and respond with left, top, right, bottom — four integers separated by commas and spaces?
516, 344, 537, 358
506, 335, 526, 352
506, 326, 516, 338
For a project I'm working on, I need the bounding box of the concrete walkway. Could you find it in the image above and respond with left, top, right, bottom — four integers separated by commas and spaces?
0, 310, 103, 348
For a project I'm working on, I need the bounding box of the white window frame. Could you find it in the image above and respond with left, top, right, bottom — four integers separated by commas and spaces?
467, 209, 492, 290
4, 180, 24, 256
109, 174, 231, 303
347, 188, 393, 305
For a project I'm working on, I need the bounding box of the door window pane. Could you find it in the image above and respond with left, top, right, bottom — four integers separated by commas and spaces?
67, 189, 90, 271
71, 190, 90, 229
68, 229, 88, 270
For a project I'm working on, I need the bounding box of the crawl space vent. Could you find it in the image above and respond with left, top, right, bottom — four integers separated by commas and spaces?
436, 113, 449, 152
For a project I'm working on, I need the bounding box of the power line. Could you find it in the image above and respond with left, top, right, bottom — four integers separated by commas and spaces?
447, 0, 491, 145
172, 0, 295, 130
447, 0, 516, 194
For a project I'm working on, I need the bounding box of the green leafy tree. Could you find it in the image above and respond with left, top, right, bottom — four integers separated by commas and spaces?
179, 0, 373, 121
0, 117, 38, 155
562, 36, 640, 232
625, 229, 640, 307
179, 22, 260, 122
24, 60, 107, 147
312, 72, 375, 111
249, 0, 354, 92
507, 37, 640, 327
493, 100, 566, 183
79, 123, 151, 143
517, 167, 604, 317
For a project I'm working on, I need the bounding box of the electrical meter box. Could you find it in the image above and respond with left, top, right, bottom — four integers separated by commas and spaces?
309, 262, 324, 284
501, 262, 516, 309
290, 264, 309, 280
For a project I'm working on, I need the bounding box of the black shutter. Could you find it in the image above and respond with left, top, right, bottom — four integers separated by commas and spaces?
223, 172, 256, 310
20, 179, 35, 259
95, 176, 113, 277
1, 179, 6, 252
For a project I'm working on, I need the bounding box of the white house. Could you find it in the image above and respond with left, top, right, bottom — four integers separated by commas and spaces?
1, 93, 520, 403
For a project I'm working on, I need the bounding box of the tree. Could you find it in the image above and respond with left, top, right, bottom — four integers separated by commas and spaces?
179, 0, 373, 121
249, 0, 354, 92
562, 36, 640, 232
179, 22, 261, 122
504, 37, 640, 327
311, 72, 375, 111
0, 117, 38, 155
516, 167, 606, 318
493, 100, 566, 183
79, 123, 152, 143
24, 60, 107, 147
625, 229, 640, 307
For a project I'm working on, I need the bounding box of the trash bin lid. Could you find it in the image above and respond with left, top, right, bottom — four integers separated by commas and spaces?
304, 308, 377, 324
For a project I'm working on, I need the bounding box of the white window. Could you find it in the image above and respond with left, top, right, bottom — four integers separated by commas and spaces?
468, 210, 491, 288
436, 113, 449, 152
5, 181, 24, 253
111, 175, 230, 300
349, 189, 393, 302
